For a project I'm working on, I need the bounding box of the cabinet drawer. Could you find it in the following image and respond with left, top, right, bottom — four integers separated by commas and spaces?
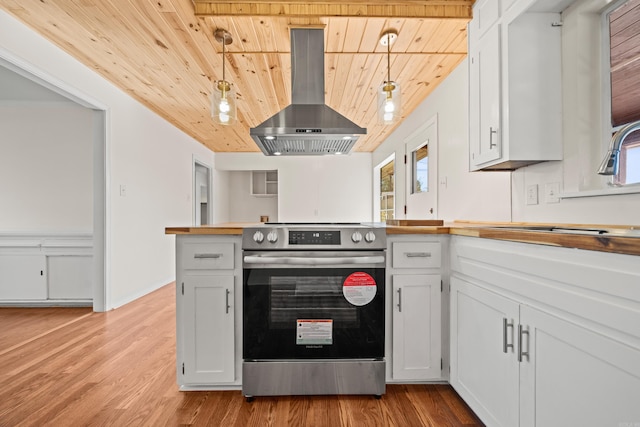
392, 242, 441, 269
181, 242, 235, 270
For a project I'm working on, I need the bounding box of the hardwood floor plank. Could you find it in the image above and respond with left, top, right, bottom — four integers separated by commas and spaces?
0, 284, 484, 427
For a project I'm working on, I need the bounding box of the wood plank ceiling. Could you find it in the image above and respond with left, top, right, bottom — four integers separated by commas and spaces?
0, 1, 472, 154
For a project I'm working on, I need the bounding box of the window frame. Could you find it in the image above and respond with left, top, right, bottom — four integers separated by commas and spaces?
602, 0, 640, 187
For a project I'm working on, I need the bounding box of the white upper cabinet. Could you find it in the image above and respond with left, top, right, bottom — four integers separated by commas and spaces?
469, 0, 563, 171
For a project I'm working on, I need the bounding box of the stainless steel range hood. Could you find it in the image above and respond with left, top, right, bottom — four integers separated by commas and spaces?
250, 28, 366, 156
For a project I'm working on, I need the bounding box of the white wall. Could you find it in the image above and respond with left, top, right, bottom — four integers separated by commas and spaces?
228, 171, 278, 222
0, 105, 93, 232
215, 153, 373, 222
373, 59, 512, 222
0, 9, 215, 309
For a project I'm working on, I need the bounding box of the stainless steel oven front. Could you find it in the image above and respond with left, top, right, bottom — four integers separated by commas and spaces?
241, 224, 386, 399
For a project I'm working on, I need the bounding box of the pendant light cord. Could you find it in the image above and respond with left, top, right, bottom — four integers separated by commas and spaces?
222, 35, 226, 83
386, 32, 391, 84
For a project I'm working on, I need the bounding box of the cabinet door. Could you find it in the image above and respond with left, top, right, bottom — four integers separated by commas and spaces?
0, 255, 47, 300
47, 255, 92, 299
519, 306, 640, 427
182, 275, 235, 384
469, 24, 502, 168
392, 274, 441, 380
450, 277, 519, 427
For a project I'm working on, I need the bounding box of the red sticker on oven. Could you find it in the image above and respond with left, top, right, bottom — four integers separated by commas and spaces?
343, 272, 377, 306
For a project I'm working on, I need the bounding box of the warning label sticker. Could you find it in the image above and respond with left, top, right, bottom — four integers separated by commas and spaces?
296, 319, 333, 345
343, 272, 377, 306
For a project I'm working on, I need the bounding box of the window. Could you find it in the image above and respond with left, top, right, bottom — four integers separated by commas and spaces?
411, 144, 428, 194
379, 158, 395, 221
607, 0, 640, 185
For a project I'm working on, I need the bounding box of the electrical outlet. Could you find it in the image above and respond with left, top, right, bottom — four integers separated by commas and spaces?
526, 184, 538, 205
545, 182, 561, 203
119, 184, 127, 197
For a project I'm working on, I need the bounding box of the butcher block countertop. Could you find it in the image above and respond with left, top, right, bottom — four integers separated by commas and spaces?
165, 221, 640, 256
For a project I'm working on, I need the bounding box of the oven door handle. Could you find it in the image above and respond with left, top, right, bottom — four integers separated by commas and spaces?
243, 255, 385, 266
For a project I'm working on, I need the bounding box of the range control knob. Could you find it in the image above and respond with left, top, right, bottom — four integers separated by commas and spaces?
351, 231, 362, 243
267, 231, 279, 243
253, 231, 264, 243
364, 231, 376, 243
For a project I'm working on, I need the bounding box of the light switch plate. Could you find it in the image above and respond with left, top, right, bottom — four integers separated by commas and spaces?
545, 182, 560, 203
526, 184, 538, 205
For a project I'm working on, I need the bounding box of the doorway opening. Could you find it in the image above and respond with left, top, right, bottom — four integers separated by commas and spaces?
374, 154, 396, 222
193, 159, 212, 226
405, 115, 438, 219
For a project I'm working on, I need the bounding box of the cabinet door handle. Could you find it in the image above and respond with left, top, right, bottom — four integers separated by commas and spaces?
225, 289, 231, 314
397, 288, 402, 312
405, 252, 431, 258
194, 253, 222, 259
489, 127, 498, 149
518, 324, 530, 362
503, 318, 514, 353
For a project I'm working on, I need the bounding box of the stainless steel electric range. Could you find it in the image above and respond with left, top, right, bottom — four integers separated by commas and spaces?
241, 223, 387, 400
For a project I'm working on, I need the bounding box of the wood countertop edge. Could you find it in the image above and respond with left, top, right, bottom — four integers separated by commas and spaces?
165, 224, 640, 256
449, 227, 640, 256
385, 226, 451, 235
165, 227, 245, 235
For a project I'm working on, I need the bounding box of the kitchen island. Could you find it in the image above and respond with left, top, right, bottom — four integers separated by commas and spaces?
166, 221, 640, 425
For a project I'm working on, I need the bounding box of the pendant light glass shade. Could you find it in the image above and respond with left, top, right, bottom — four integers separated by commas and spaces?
211, 79, 237, 125
378, 30, 401, 125
211, 29, 237, 126
378, 81, 401, 124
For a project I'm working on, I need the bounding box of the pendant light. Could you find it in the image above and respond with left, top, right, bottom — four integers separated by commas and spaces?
211, 29, 237, 125
378, 29, 401, 125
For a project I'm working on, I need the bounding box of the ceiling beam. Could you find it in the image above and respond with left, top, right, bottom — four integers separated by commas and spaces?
192, 1, 473, 19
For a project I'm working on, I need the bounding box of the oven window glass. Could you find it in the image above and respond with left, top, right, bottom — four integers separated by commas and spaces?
270, 276, 358, 327
243, 267, 385, 360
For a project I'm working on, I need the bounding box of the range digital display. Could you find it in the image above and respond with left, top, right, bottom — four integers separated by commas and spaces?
289, 230, 341, 245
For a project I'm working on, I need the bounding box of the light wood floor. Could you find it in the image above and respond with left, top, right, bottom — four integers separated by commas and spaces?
0, 284, 484, 426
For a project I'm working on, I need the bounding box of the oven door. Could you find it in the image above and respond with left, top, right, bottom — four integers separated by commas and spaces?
243, 251, 385, 360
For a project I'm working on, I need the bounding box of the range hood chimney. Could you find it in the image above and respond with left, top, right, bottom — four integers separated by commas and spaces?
250, 28, 366, 156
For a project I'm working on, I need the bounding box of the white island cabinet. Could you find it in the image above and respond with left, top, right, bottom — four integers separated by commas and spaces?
450, 235, 640, 426
175, 235, 242, 389
386, 235, 447, 382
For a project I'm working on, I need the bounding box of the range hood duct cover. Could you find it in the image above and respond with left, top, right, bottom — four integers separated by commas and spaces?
250, 28, 366, 156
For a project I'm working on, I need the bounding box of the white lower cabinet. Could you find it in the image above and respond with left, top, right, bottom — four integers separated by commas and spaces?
450, 236, 640, 426
181, 275, 235, 384
450, 277, 519, 426
392, 274, 442, 380
519, 306, 640, 427
0, 234, 93, 303
387, 235, 445, 382
47, 255, 92, 299
0, 255, 47, 300
452, 276, 640, 426
176, 235, 241, 389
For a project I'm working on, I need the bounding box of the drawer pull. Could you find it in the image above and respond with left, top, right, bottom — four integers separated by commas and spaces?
225, 289, 231, 314
405, 252, 431, 258
194, 253, 222, 259
397, 288, 402, 312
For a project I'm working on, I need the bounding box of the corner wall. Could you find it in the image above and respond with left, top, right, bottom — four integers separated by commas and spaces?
0, 9, 214, 309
